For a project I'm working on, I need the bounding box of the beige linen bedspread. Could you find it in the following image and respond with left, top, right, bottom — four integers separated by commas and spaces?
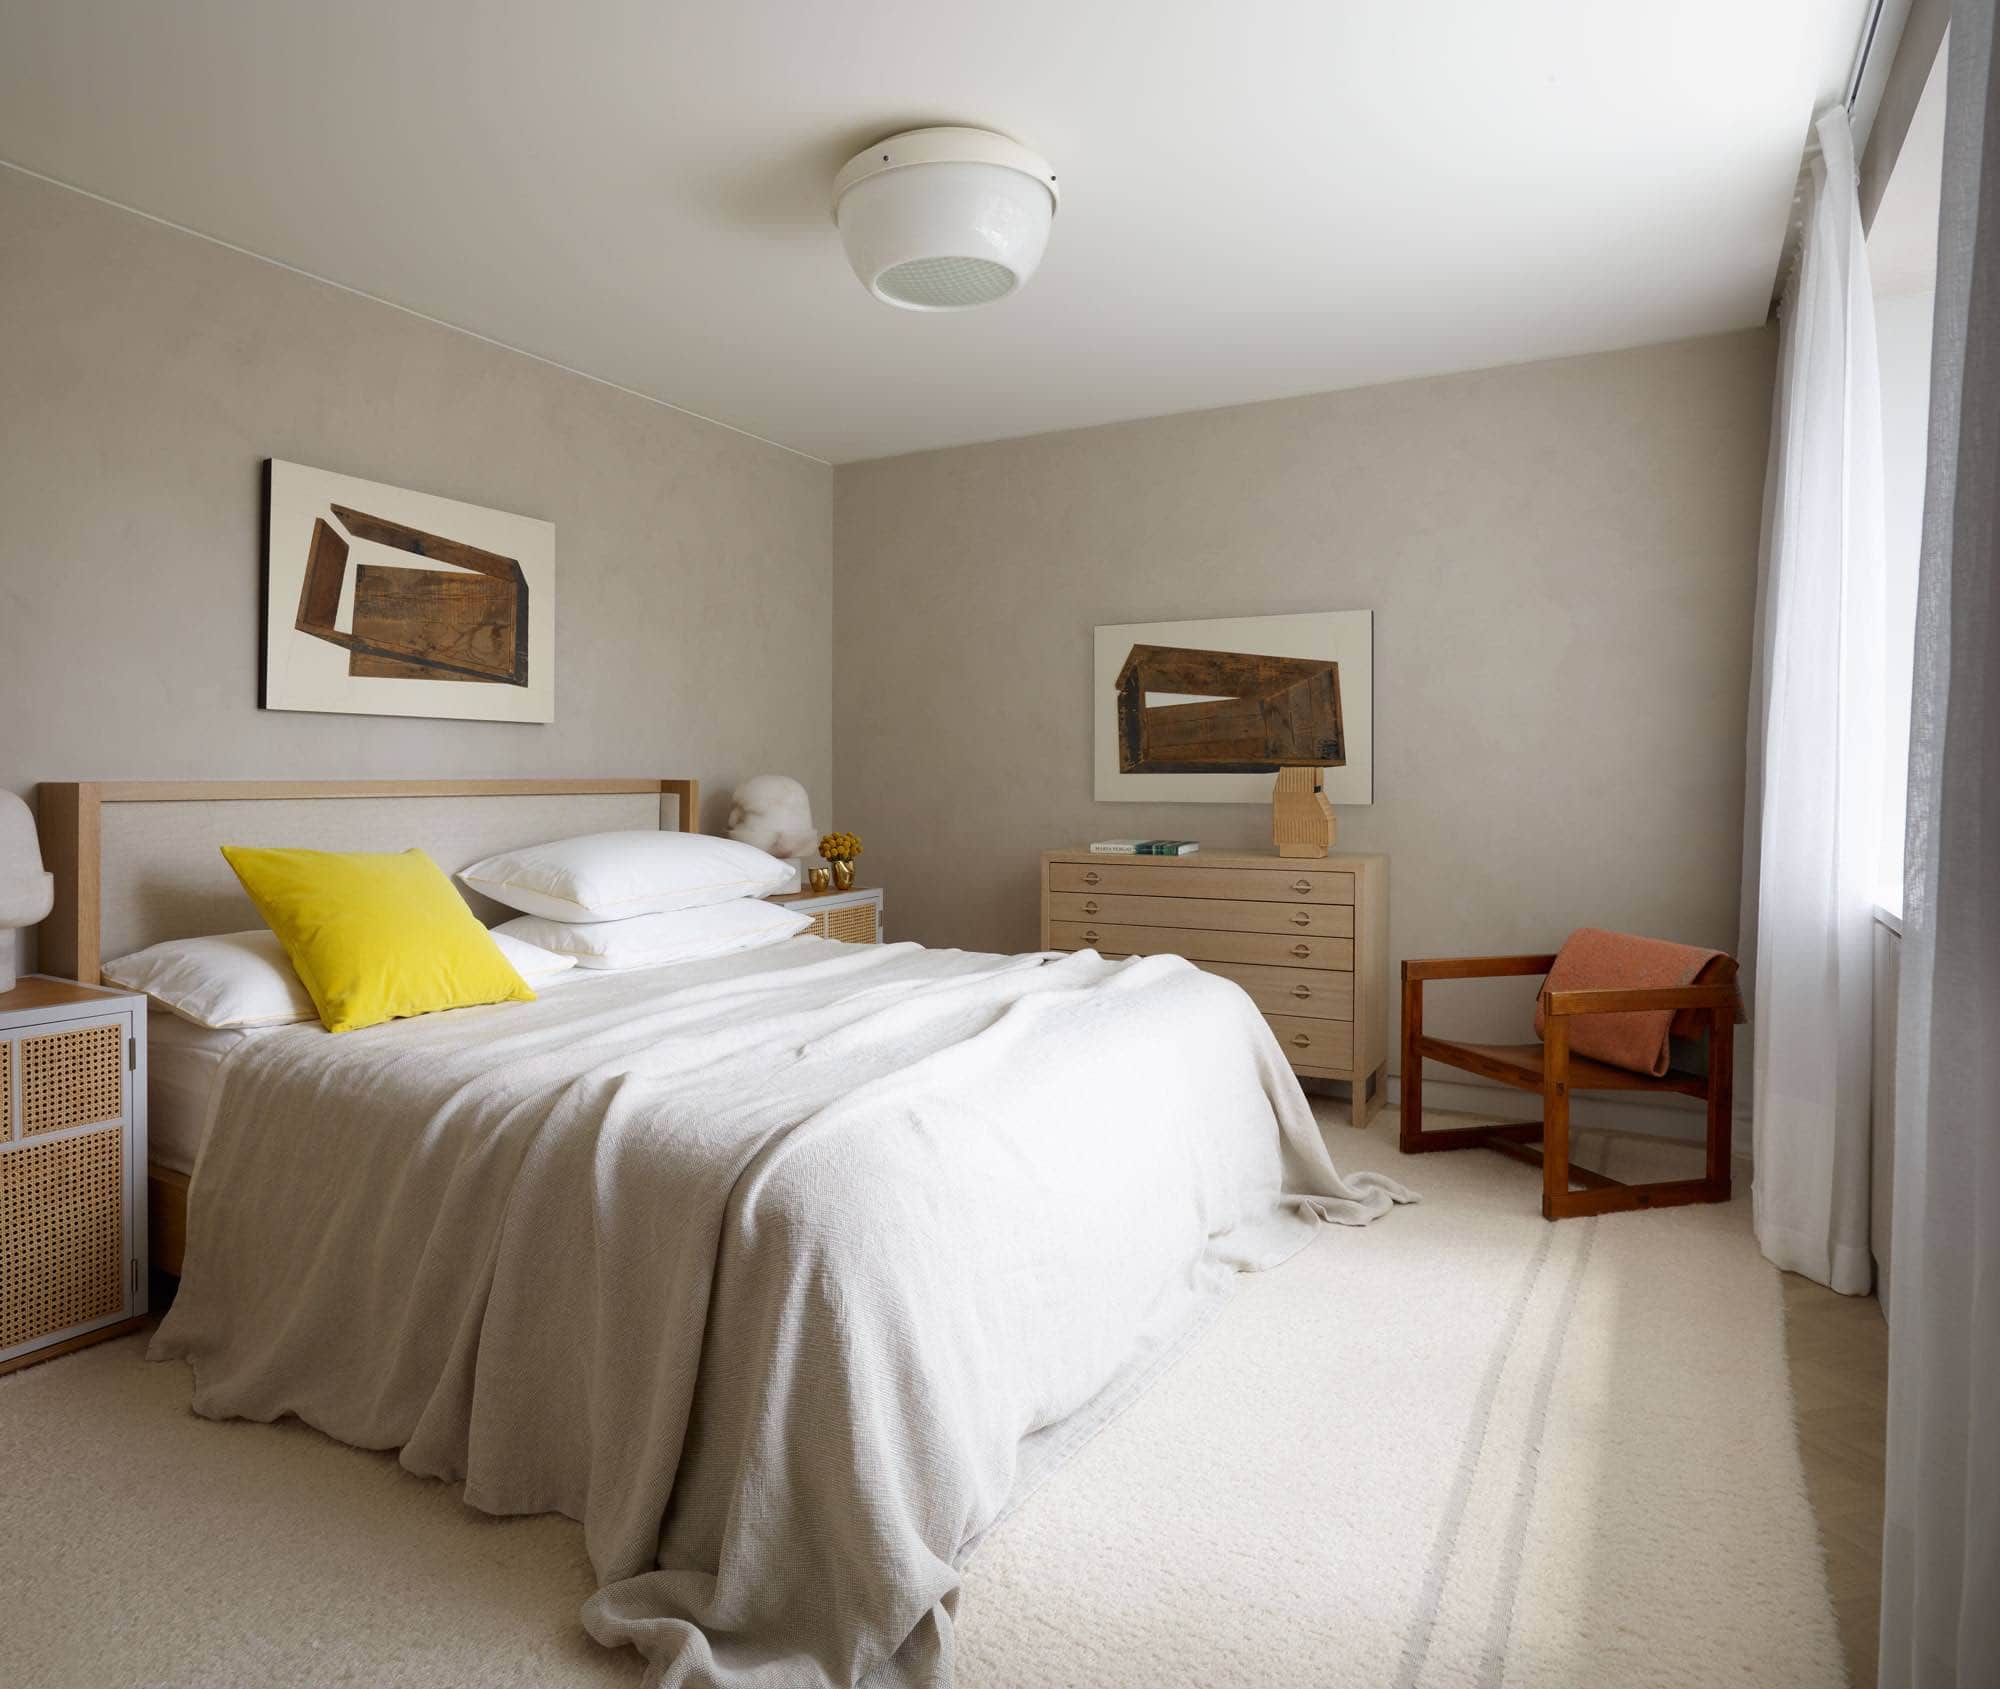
151, 938, 1409, 1686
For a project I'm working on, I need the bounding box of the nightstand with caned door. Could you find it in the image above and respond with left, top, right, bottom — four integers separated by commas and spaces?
1040, 850, 1389, 1126
767, 883, 885, 944
0, 976, 148, 1375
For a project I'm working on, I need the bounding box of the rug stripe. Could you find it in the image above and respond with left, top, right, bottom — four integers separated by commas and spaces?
1476, 1218, 1598, 1687
1394, 1222, 1559, 1689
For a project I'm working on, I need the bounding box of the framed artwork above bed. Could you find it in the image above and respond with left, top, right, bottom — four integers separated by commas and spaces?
261, 459, 556, 723
1092, 609, 1374, 804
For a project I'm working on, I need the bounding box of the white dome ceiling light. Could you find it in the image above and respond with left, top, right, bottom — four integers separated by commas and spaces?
832, 127, 1059, 311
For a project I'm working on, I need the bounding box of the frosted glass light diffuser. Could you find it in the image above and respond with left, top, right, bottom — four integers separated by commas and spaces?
833, 128, 1058, 311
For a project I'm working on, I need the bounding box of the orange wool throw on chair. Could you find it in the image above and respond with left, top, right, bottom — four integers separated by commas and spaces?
1531, 927, 1745, 1077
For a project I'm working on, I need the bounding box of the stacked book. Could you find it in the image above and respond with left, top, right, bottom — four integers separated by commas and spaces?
1088, 839, 1201, 856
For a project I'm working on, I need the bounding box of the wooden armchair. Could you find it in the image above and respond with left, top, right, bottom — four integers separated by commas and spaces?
1400, 953, 1735, 1221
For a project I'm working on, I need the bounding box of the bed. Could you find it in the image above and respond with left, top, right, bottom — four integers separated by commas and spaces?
36, 776, 1408, 1689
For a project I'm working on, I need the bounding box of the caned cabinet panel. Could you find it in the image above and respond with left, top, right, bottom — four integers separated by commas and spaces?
793, 898, 881, 945
1049, 921, 1354, 971
1049, 862, 1354, 904
1194, 961, 1354, 1021
0, 1124, 126, 1350
825, 903, 878, 944
21, 1021, 125, 1136
0, 1041, 11, 1142
1049, 891, 1353, 938
1262, 1015, 1355, 1071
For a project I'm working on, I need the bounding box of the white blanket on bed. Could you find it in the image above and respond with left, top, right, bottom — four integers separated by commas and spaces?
151, 939, 1410, 1687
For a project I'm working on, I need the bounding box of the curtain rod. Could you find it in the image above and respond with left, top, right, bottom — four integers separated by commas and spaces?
1845, 0, 1891, 113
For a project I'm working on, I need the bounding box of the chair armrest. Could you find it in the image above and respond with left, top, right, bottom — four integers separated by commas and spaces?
1403, 953, 1559, 982
1542, 983, 1739, 1016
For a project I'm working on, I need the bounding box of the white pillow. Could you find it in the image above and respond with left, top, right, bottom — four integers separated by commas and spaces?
460, 830, 793, 922
495, 899, 812, 971
103, 927, 575, 1029
103, 930, 314, 1028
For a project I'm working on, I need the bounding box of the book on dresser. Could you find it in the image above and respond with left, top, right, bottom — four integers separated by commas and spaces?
1039, 848, 1388, 1127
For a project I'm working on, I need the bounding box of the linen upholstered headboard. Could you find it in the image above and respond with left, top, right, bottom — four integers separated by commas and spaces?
35, 778, 700, 984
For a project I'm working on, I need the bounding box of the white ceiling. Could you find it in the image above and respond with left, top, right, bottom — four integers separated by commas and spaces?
0, 1, 1867, 463
1869, 33, 1948, 297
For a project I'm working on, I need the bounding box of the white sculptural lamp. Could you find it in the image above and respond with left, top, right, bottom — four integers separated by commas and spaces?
726, 775, 817, 893
0, 792, 53, 995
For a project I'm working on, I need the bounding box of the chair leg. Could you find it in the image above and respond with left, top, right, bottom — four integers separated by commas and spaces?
1541, 1018, 1572, 1220
1706, 1008, 1734, 1200
1399, 969, 1425, 1152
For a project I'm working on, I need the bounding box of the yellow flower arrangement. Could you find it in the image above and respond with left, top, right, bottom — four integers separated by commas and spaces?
819, 831, 863, 863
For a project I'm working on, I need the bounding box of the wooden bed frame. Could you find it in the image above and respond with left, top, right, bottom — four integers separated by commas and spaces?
35, 777, 700, 1276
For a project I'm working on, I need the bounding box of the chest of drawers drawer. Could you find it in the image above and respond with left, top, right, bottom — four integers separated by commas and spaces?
1050, 862, 1353, 904
1193, 960, 1354, 1020
1048, 891, 1353, 938
1049, 920, 1354, 971
1261, 1014, 1355, 1073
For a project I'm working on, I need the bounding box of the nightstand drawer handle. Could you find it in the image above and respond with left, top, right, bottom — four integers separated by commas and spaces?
1291, 985, 1311, 1000
1291, 878, 1312, 894
1082, 900, 1100, 914
1291, 911, 1311, 927
1082, 929, 1101, 944
1291, 943, 1311, 958
1290, 1033, 1311, 1049
1082, 870, 1101, 885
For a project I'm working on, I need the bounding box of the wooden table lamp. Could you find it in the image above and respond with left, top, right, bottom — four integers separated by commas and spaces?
1113, 644, 1345, 859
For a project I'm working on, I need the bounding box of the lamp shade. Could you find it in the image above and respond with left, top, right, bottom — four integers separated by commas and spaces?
0, 791, 53, 995
833, 127, 1058, 311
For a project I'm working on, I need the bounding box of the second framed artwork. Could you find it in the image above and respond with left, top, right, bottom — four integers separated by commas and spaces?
262, 459, 556, 724
1092, 610, 1374, 804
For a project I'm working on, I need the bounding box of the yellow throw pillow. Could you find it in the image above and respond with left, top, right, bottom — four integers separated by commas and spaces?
220, 846, 534, 1033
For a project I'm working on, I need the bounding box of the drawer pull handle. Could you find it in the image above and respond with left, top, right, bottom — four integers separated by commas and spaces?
1082, 871, 1101, 885
1292, 943, 1311, 958
1082, 900, 1100, 914
1291, 985, 1311, 1000
1291, 1033, 1311, 1049
1291, 911, 1311, 927
1082, 930, 1101, 944
1291, 878, 1312, 894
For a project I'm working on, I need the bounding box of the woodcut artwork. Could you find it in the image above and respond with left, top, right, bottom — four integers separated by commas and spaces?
295, 506, 528, 686
1115, 644, 1345, 773
1093, 611, 1371, 807
263, 459, 554, 723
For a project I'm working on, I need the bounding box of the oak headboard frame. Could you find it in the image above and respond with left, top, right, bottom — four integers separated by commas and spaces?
35, 777, 700, 985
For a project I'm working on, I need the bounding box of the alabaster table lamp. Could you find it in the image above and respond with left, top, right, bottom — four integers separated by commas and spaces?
726, 775, 817, 891
0, 791, 53, 994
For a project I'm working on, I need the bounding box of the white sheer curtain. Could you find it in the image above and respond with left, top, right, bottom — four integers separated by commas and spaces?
1740, 104, 1887, 1295
1879, 3, 2000, 1681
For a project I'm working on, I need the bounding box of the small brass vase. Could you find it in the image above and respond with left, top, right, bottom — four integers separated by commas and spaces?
831, 859, 856, 891
808, 866, 833, 893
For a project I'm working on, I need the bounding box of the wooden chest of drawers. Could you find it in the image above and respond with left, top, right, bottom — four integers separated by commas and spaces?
1040, 849, 1388, 1126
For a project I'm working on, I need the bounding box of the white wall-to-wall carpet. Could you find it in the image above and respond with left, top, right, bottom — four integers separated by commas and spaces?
1, 1115, 1837, 1689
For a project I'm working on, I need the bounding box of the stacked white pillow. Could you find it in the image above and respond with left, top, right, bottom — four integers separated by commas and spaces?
460, 830, 811, 970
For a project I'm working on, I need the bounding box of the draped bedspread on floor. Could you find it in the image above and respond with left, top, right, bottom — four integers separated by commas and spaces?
152, 938, 1410, 1687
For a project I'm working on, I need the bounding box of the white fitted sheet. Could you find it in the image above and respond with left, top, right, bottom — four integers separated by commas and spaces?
147, 1013, 268, 1174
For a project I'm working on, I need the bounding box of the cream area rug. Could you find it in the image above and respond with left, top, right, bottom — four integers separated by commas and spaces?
0, 1110, 1842, 1689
